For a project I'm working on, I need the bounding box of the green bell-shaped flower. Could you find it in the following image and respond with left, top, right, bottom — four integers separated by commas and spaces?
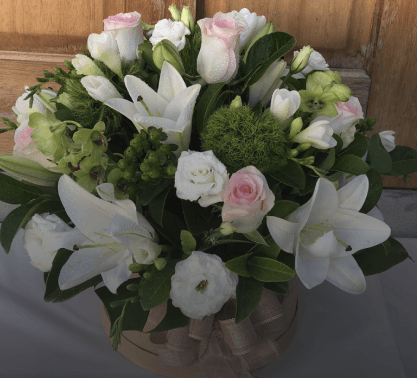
299, 85, 340, 117
72, 121, 108, 163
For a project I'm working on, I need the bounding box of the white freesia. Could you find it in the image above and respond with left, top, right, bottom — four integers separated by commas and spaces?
249, 60, 286, 107
81, 76, 123, 102
379, 130, 396, 152
292, 119, 337, 149
267, 175, 391, 294
13, 86, 56, 124
170, 251, 238, 319
293, 48, 329, 77
270, 88, 301, 123
175, 150, 228, 207
149, 19, 190, 51
105, 62, 201, 155
57, 175, 161, 294
87, 31, 123, 78
72, 54, 105, 77
23, 213, 86, 272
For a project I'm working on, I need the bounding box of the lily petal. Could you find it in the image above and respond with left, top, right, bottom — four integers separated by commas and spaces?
266, 216, 299, 253
96, 183, 138, 220
302, 230, 338, 258
158, 61, 187, 102
101, 252, 134, 294
305, 178, 339, 225
107, 213, 154, 243
104, 98, 144, 128
296, 242, 330, 289
337, 174, 369, 211
163, 84, 201, 124
326, 255, 366, 294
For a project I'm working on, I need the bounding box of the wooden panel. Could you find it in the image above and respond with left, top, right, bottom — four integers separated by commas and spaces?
202, 0, 378, 69
365, 0, 417, 188
0, 0, 195, 54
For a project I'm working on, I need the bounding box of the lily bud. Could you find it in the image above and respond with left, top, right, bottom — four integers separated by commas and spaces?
168, 4, 181, 21
290, 45, 314, 74
153, 39, 185, 75
288, 117, 303, 139
154, 257, 167, 271
230, 95, 243, 108
72, 54, 105, 77
329, 84, 352, 102
181, 6, 195, 33
220, 222, 235, 236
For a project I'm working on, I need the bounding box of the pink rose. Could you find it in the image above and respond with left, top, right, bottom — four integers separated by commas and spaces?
103, 12, 144, 62
221, 166, 275, 233
197, 12, 245, 84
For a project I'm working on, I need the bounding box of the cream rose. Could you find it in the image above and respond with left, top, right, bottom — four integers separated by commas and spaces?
170, 251, 238, 319
149, 19, 190, 51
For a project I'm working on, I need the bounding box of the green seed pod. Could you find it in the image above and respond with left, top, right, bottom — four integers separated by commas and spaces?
118, 159, 129, 170
124, 146, 137, 158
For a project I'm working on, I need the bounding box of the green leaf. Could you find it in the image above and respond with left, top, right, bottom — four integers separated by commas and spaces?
368, 134, 392, 174
299, 175, 317, 196
276, 251, 295, 270
148, 299, 189, 333
359, 168, 383, 214
386, 146, 417, 176
44, 248, 103, 302
235, 277, 263, 324
247, 256, 295, 282
331, 154, 369, 175
382, 239, 391, 256
182, 200, 221, 235
181, 230, 197, 254
264, 281, 289, 294
267, 200, 299, 219
137, 179, 173, 206
137, 41, 160, 73
148, 183, 173, 227
0, 199, 46, 254
353, 238, 410, 276
250, 235, 281, 259
318, 148, 336, 171
0, 172, 44, 204
339, 133, 368, 158
245, 32, 296, 86
54, 109, 75, 122
140, 259, 179, 310
225, 253, 252, 277
270, 159, 306, 189
196, 83, 226, 134
243, 230, 268, 245
333, 134, 343, 154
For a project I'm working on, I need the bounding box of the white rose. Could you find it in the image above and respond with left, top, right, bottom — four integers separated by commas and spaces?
170, 251, 238, 319
72, 54, 105, 77
13, 87, 57, 124
149, 19, 191, 51
81, 76, 123, 102
379, 130, 396, 152
175, 150, 229, 207
293, 48, 329, 76
23, 213, 86, 272
270, 88, 301, 123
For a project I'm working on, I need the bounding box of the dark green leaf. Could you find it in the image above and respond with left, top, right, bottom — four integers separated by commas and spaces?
264, 281, 289, 294
54, 109, 75, 122
140, 259, 179, 310
137, 41, 160, 72
243, 230, 268, 245
276, 251, 295, 270
196, 83, 226, 134
270, 159, 306, 189
148, 299, 189, 333
333, 134, 343, 154
250, 235, 281, 259
368, 134, 392, 174
148, 184, 173, 227
0, 172, 44, 204
360, 168, 383, 214
267, 200, 299, 220
235, 276, 263, 324
299, 175, 317, 196
318, 148, 336, 170
331, 154, 369, 175
225, 253, 252, 277
386, 146, 417, 176
247, 256, 295, 282
137, 179, 173, 206
182, 200, 221, 235
340, 133, 368, 158
353, 238, 410, 276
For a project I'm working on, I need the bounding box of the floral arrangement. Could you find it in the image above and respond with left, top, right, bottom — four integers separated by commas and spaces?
1, 5, 416, 369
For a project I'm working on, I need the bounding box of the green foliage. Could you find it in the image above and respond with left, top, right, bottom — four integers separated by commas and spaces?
225, 253, 252, 277
368, 134, 392, 174
147, 299, 189, 333
264, 281, 289, 294
201, 106, 289, 173
182, 200, 222, 235
339, 133, 368, 158
235, 277, 263, 324
247, 256, 295, 282
386, 146, 417, 176
360, 168, 383, 214
269, 159, 305, 189
0, 172, 44, 204
148, 183, 173, 227
331, 154, 369, 175
268, 200, 300, 220
181, 230, 197, 255
249, 235, 281, 259
196, 83, 226, 134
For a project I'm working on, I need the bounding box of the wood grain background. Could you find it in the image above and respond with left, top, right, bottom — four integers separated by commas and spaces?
0, 0, 416, 188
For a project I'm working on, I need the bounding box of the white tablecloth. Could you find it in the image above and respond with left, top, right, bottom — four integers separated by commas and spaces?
0, 227, 416, 377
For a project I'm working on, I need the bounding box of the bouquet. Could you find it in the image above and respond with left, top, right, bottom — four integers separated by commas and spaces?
1, 5, 416, 377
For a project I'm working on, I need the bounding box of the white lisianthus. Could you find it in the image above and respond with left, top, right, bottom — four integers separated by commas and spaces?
379, 130, 396, 152
13, 87, 56, 124
87, 31, 123, 78
292, 119, 338, 149
81, 76, 123, 102
170, 251, 238, 319
72, 54, 105, 77
23, 213, 86, 272
175, 150, 228, 207
270, 88, 301, 123
149, 19, 191, 51
292, 48, 329, 77
249, 60, 286, 107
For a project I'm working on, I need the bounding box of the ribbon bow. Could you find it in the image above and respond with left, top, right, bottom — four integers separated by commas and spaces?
147, 276, 299, 378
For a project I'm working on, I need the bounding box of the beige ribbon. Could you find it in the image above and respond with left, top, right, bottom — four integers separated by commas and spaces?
147, 275, 299, 378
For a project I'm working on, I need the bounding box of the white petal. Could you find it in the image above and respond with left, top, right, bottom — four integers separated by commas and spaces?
337, 174, 369, 211
163, 84, 201, 124
266, 216, 299, 253
96, 183, 138, 220
302, 230, 339, 258
42, 228, 87, 252
296, 243, 330, 289
326, 255, 366, 294
104, 98, 144, 127
158, 61, 187, 102
101, 253, 134, 294
107, 213, 153, 243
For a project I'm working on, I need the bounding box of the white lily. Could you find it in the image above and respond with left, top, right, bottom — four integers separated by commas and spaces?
266, 175, 391, 294
57, 175, 161, 294
105, 62, 201, 155
292, 119, 338, 149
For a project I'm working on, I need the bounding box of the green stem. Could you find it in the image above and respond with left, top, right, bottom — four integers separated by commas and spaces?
279, 71, 292, 89
105, 149, 120, 163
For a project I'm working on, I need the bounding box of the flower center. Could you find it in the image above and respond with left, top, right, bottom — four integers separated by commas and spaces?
300, 222, 350, 249
309, 100, 324, 110
195, 280, 208, 292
